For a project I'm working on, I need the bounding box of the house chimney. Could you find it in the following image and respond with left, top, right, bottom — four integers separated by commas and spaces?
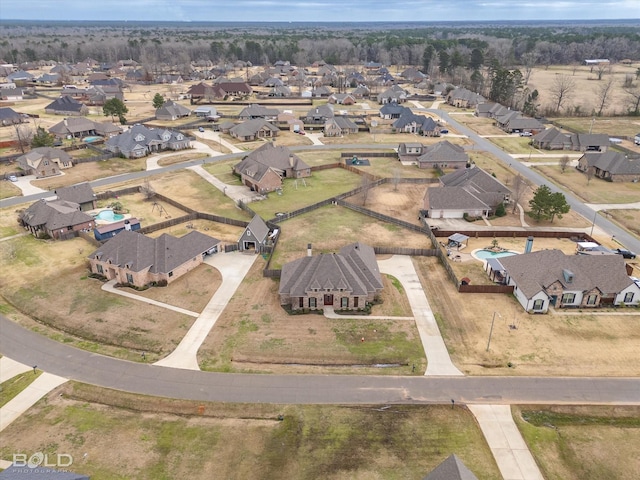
289, 154, 294, 168
124, 219, 131, 231
307, 243, 312, 257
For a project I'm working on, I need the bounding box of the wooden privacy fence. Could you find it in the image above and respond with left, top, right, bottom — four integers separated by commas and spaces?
459, 285, 515, 294
433, 229, 596, 242
373, 246, 437, 256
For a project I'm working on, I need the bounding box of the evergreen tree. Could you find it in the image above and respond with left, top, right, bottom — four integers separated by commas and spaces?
152, 93, 165, 109
31, 127, 55, 148
103, 98, 128, 125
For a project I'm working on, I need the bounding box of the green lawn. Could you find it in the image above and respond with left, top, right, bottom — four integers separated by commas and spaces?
247, 169, 362, 219
514, 405, 640, 480
0, 370, 42, 408
489, 137, 539, 155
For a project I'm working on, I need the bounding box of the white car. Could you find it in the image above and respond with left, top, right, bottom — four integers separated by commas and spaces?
8, 175, 18, 182
519, 131, 533, 137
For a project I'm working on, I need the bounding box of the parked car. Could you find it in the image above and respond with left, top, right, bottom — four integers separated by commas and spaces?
440, 129, 449, 134
7, 175, 18, 182
615, 248, 637, 259
519, 131, 533, 137
198, 127, 205, 132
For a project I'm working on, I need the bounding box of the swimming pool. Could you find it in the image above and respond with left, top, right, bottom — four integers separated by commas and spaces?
94, 209, 124, 222
83, 136, 102, 143
474, 249, 518, 260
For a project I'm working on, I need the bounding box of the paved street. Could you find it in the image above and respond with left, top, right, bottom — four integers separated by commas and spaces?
1, 315, 639, 405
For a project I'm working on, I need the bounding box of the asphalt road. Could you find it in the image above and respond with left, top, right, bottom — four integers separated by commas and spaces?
2, 315, 639, 405
428, 109, 640, 253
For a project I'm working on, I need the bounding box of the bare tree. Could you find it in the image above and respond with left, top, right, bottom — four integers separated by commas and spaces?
594, 77, 615, 116
510, 174, 526, 214
141, 179, 156, 200
623, 84, 640, 115
594, 63, 611, 81
392, 168, 401, 192
559, 155, 570, 173
586, 166, 596, 185
360, 174, 373, 206
13, 124, 33, 154
550, 74, 577, 113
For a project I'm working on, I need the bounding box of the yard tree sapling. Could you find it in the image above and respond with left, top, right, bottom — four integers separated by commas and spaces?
152, 93, 165, 109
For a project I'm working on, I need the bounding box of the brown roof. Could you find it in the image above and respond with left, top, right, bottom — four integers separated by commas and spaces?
21, 199, 94, 230
55, 182, 96, 205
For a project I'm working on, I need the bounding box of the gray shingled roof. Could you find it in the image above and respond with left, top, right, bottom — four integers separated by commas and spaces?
105, 124, 188, 155
230, 118, 279, 138
581, 151, 640, 176
422, 454, 479, 480
418, 141, 468, 164
239, 104, 280, 118
88, 230, 219, 275
234, 142, 309, 177
45, 95, 85, 112
427, 186, 490, 210
440, 167, 510, 196
533, 127, 570, 146
55, 182, 96, 205
245, 215, 270, 243
21, 199, 94, 230
155, 100, 191, 118
279, 242, 382, 297
498, 249, 634, 298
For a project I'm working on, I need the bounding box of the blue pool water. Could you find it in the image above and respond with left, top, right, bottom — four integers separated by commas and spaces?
83, 136, 101, 142
94, 210, 124, 222
475, 249, 518, 260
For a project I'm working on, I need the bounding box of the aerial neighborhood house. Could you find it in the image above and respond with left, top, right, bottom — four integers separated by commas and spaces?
397, 142, 427, 163
279, 242, 383, 312
494, 111, 544, 133
303, 104, 334, 124
238, 215, 271, 252
233, 142, 311, 193
17, 147, 73, 177
44, 96, 89, 116
415, 140, 469, 169
576, 151, 640, 182
20, 198, 95, 240
87, 230, 220, 288
377, 85, 408, 104
447, 88, 485, 108
229, 119, 279, 141
324, 116, 359, 137
379, 103, 410, 120
105, 124, 192, 158
55, 182, 97, 211
238, 104, 279, 121
392, 112, 440, 136
327, 93, 356, 105
423, 454, 479, 480
193, 106, 218, 119
493, 249, 640, 313
0, 107, 25, 126
0, 87, 24, 101
424, 166, 510, 219
531, 128, 572, 150
49, 117, 122, 139
155, 100, 191, 121
569, 133, 610, 152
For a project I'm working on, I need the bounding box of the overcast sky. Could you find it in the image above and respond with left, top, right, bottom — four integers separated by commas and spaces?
1, 0, 639, 22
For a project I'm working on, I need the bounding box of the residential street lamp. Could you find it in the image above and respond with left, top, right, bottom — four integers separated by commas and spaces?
486, 311, 502, 352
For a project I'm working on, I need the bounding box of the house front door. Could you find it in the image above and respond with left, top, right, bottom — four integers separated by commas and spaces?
324, 294, 333, 306
550, 295, 557, 306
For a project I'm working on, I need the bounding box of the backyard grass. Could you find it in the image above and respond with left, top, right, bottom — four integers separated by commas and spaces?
245, 168, 362, 220
0, 382, 501, 480
513, 405, 640, 480
0, 370, 42, 408
30, 157, 147, 191
533, 165, 640, 204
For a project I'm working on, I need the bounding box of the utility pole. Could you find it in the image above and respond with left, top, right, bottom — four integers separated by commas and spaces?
486, 311, 501, 352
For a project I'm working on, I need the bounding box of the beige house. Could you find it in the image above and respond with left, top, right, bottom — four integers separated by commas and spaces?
17, 147, 73, 177
88, 230, 220, 288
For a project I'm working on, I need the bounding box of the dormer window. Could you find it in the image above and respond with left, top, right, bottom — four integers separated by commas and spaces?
135, 134, 145, 142
162, 133, 171, 141
177, 134, 184, 140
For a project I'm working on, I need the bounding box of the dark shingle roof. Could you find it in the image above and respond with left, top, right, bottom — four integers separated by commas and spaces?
418, 141, 468, 164
55, 182, 96, 205
422, 454, 479, 480
581, 151, 640, 176
498, 249, 634, 298
21, 199, 94, 231
88, 230, 219, 275
45, 95, 85, 113
279, 242, 382, 297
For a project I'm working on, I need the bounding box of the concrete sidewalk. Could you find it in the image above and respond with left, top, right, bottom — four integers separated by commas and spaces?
146, 140, 221, 171
0, 372, 67, 432
378, 255, 463, 376
468, 405, 544, 480
101, 280, 199, 317
0, 357, 32, 382
154, 251, 258, 370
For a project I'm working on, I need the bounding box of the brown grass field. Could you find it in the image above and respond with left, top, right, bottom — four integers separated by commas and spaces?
0, 382, 501, 480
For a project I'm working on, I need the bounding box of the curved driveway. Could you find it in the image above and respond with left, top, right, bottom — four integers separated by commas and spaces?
1, 315, 639, 405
